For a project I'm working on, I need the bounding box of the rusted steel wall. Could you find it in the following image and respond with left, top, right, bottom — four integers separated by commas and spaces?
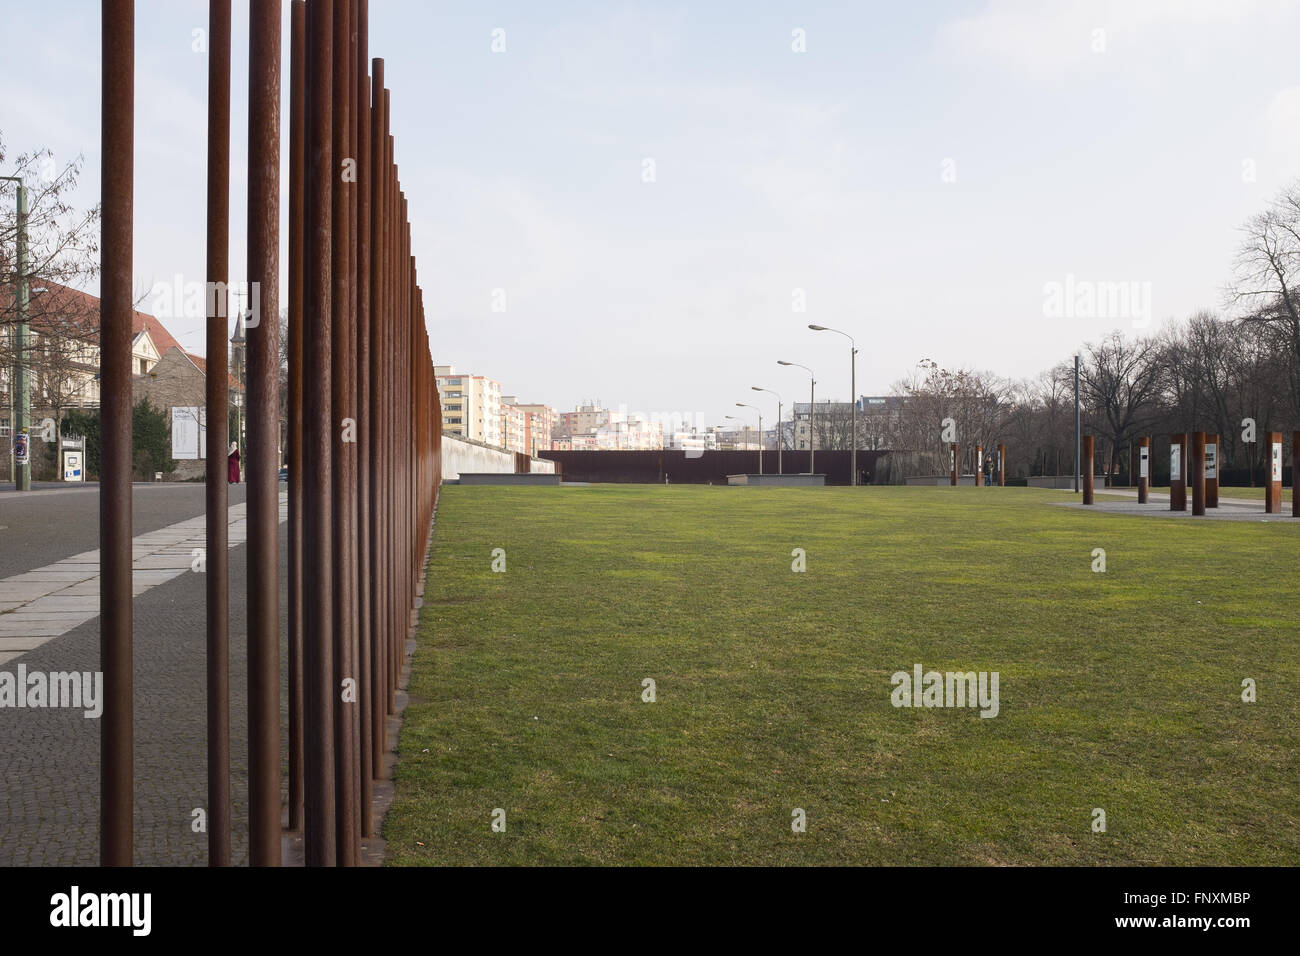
539, 449, 886, 485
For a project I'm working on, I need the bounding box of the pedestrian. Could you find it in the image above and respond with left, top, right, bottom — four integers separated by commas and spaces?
228, 442, 241, 484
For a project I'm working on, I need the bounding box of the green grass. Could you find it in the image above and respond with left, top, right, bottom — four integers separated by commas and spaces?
384, 485, 1300, 865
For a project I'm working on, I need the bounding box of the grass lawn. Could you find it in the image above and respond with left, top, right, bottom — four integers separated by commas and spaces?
384, 485, 1300, 865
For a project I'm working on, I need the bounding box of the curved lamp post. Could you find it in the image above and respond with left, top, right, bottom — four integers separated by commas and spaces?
751, 386, 781, 474
809, 324, 857, 485
778, 360, 815, 474
736, 402, 762, 475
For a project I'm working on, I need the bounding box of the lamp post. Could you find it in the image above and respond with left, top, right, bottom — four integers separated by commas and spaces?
724, 414, 751, 459
736, 402, 762, 475
751, 386, 781, 474
778, 360, 815, 474
809, 324, 857, 486
2, 175, 31, 490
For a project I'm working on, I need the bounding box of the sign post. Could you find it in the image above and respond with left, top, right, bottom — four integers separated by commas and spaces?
1205, 433, 1219, 508
1191, 431, 1206, 516
1169, 435, 1187, 511
997, 443, 1006, 486
950, 443, 957, 487
1266, 431, 1282, 513
975, 444, 983, 486
1137, 436, 1150, 503
1082, 435, 1094, 505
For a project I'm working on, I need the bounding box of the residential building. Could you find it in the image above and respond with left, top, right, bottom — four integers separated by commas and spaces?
435, 365, 501, 447
508, 400, 556, 457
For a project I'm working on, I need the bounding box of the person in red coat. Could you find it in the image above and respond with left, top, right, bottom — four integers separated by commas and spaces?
227, 442, 241, 484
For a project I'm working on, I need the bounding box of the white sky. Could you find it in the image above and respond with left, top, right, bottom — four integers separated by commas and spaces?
6, 0, 1300, 429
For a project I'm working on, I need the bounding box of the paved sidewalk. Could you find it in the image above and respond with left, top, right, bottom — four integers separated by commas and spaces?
0, 487, 290, 866
0, 498, 285, 665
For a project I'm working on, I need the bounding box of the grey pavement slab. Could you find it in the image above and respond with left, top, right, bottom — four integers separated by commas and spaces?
0, 514, 291, 866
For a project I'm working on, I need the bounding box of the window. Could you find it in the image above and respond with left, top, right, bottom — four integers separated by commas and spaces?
139, 358, 148, 374
0, 418, 8, 438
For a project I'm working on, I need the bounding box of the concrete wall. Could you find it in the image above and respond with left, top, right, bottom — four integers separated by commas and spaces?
442, 432, 555, 481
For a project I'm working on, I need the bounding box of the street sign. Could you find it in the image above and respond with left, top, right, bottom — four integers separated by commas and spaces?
1271, 441, 1282, 482
63, 451, 83, 482
1205, 442, 1217, 480
1170, 444, 1180, 482
1140, 446, 1149, 478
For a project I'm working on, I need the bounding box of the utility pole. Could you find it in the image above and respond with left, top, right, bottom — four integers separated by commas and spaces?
2, 176, 31, 490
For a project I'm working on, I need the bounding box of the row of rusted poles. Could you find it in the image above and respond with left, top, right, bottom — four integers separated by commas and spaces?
100, 0, 439, 869
288, 0, 442, 866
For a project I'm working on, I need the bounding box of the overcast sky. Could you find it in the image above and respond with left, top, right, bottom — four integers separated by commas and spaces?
6, 0, 1300, 429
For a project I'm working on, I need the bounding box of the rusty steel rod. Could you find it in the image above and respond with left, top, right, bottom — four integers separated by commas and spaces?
368, 57, 386, 779
331, 0, 360, 866
205, 0, 232, 868
287, 0, 307, 834
246, 0, 283, 867
354, 0, 375, 836
386, 123, 397, 716
1082, 436, 1094, 505
303, 0, 337, 866
100, 0, 135, 868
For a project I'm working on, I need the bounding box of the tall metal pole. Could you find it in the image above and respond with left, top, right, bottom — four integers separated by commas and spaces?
100, 0, 135, 867
287, 0, 306, 835
330, 0, 360, 866
355, 0, 374, 838
303, 0, 337, 867
751, 387, 782, 475
203, 0, 232, 867
368, 57, 387, 781
809, 377, 815, 475
246, 0, 282, 867
1073, 353, 1081, 494
809, 325, 855, 483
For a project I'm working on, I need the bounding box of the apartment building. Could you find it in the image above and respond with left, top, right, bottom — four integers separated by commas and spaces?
434, 365, 501, 447
505, 399, 556, 458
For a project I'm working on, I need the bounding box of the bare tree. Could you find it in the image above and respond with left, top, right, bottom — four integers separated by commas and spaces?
1227, 181, 1300, 414
1078, 331, 1163, 480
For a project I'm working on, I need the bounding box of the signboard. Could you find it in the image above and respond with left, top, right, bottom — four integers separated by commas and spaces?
171, 407, 207, 460
1205, 442, 1217, 480
1170, 444, 1181, 482
1139, 446, 1149, 479
1271, 441, 1283, 482
13, 430, 29, 466
62, 451, 83, 482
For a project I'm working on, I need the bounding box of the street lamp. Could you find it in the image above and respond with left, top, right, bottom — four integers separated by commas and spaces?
2, 175, 31, 490
778, 360, 815, 474
724, 414, 750, 457
736, 402, 762, 475
751, 386, 782, 474
809, 324, 858, 486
